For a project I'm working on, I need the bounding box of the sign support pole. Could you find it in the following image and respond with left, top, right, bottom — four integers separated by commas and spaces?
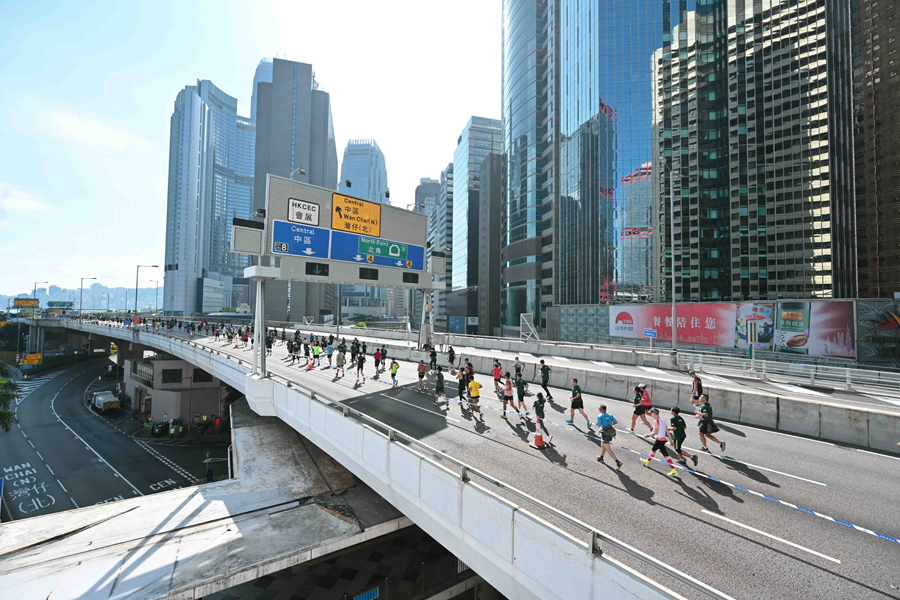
255, 279, 267, 377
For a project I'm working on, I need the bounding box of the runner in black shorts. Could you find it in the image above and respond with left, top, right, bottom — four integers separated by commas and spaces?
669, 407, 696, 465
629, 385, 652, 433
565, 378, 591, 429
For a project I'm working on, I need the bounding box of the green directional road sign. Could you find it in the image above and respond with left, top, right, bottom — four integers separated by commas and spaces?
358, 236, 408, 260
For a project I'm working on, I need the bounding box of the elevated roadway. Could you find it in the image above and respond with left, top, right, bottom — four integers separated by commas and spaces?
21, 319, 900, 599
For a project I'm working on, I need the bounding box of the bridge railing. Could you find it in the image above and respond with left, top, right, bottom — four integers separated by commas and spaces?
44, 318, 732, 600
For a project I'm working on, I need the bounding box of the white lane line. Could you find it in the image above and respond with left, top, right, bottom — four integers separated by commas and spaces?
21, 431, 27, 438
724, 422, 835, 446
638, 366, 667, 374
50, 389, 144, 497
36, 451, 44, 460
862, 395, 900, 408
378, 393, 461, 423
555, 356, 570, 362
46, 465, 55, 476
680, 445, 826, 486
57, 479, 68, 493
701, 510, 841, 564
856, 449, 900, 462
591, 361, 614, 368
70, 498, 79, 508
768, 382, 828, 398
28, 440, 34, 448
702, 373, 745, 387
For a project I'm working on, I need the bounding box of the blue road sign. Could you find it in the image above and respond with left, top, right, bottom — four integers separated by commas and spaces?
330, 231, 425, 271
644, 328, 657, 338
271, 220, 330, 258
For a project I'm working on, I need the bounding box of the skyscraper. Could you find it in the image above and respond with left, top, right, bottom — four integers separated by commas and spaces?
853, 1, 900, 298
163, 79, 255, 316
478, 153, 503, 335
411, 178, 440, 327
448, 117, 502, 334
652, 0, 855, 302
337, 139, 390, 320
430, 165, 453, 332
252, 58, 339, 321
619, 163, 654, 301
250, 58, 273, 122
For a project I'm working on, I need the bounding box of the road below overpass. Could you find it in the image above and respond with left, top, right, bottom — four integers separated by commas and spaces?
142, 327, 900, 600
0, 359, 227, 520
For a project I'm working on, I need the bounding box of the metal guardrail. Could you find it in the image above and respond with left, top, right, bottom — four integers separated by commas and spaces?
46, 318, 731, 600
679, 351, 900, 392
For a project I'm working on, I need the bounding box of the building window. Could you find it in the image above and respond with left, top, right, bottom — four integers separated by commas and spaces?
193, 368, 213, 383
162, 369, 182, 384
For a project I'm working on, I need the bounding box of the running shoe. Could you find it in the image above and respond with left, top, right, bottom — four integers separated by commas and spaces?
694, 414, 701, 419
501, 412, 507, 419
719, 441, 726, 452
701, 447, 710, 453
524, 411, 531, 419
586, 422, 593, 429
519, 412, 525, 421
615, 460, 623, 470
565, 419, 574, 424
692, 455, 699, 466
667, 469, 678, 477
547, 395, 553, 401
597, 455, 605, 463
640, 458, 650, 467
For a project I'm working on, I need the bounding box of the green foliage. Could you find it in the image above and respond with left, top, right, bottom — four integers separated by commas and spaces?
355, 322, 368, 328
0, 378, 17, 432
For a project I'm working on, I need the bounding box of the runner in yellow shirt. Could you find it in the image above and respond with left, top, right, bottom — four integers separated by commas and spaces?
467, 375, 484, 421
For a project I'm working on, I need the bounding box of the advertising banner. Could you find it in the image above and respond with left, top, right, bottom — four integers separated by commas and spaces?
609, 300, 855, 358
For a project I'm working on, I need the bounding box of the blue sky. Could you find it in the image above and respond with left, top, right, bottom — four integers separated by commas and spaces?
0, 0, 501, 294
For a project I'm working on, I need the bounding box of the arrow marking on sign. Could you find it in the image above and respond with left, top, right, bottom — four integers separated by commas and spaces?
335, 207, 344, 219
396, 260, 403, 267
302, 249, 315, 255
353, 254, 364, 261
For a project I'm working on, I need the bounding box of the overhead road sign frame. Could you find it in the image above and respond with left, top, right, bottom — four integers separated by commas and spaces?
331, 193, 381, 237
14, 299, 39, 308
330, 231, 425, 271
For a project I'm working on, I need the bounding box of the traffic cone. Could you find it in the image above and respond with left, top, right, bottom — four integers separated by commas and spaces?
530, 417, 548, 449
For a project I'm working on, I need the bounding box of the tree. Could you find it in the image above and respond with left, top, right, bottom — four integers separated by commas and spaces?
0, 377, 17, 432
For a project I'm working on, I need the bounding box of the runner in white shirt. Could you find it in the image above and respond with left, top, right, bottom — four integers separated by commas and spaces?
640, 408, 678, 476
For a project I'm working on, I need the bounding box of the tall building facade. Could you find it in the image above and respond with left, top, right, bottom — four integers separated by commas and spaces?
449, 117, 502, 334
619, 163, 654, 300
853, 0, 900, 298
501, 0, 671, 335
652, 0, 855, 302
411, 178, 440, 327
250, 58, 273, 122
478, 153, 503, 335
163, 79, 255, 316
429, 165, 454, 332
252, 58, 339, 321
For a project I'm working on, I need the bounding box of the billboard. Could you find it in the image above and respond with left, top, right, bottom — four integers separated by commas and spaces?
14, 298, 39, 307
47, 301, 74, 308
609, 300, 855, 358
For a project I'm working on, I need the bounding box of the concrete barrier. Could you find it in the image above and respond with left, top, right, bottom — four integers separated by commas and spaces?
868, 411, 900, 453
819, 404, 869, 447
709, 389, 741, 422
738, 394, 778, 429
549, 366, 570, 390
647, 380, 679, 410
605, 374, 633, 403
778, 397, 820, 437
586, 371, 607, 398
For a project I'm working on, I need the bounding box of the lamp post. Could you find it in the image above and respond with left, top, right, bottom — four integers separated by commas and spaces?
135, 265, 158, 317
180, 375, 194, 439
150, 280, 159, 314
106, 292, 110, 314
289, 166, 306, 180
33, 281, 47, 319
80, 278, 96, 320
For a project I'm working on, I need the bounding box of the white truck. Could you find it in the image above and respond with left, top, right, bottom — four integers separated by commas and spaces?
92, 390, 120, 412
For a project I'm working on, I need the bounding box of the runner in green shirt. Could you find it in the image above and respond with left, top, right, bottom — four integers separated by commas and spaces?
390, 359, 400, 387
539, 360, 553, 400
565, 378, 592, 429
697, 394, 725, 453
514, 375, 531, 420
532, 393, 551, 442
668, 407, 696, 465
433, 367, 446, 405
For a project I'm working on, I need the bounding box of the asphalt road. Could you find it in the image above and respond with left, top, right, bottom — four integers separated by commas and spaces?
190, 333, 900, 600
0, 359, 228, 521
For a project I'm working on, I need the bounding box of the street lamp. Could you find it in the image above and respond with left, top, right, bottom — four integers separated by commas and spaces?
135, 265, 158, 316
374, 190, 391, 203
106, 292, 110, 313
33, 281, 47, 319
80, 278, 96, 320
289, 166, 306, 179
150, 280, 159, 314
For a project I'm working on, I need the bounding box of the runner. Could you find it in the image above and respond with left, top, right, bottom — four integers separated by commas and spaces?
514, 357, 524, 379
429, 348, 438, 373
595, 405, 623, 469
433, 367, 446, 405
501, 372, 519, 419
539, 360, 553, 400
351, 339, 359, 365
668, 407, 697, 465
640, 408, 679, 476
374, 348, 382, 372
492, 360, 503, 393
356, 350, 367, 383
326, 341, 334, 367
312, 342, 321, 367
335, 349, 346, 377
467, 374, 484, 420
689, 371, 703, 418
514, 373, 531, 420
533, 392, 551, 443
417, 360, 428, 391
447, 346, 456, 372
697, 394, 726, 452
380, 346, 388, 371
629, 385, 653, 433
456, 367, 468, 409
390, 359, 400, 387
565, 378, 592, 429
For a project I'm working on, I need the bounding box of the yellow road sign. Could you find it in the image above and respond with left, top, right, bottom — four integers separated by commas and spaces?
14, 299, 39, 307
23, 358, 40, 366
366, 254, 374, 264
332, 193, 381, 237
25, 354, 42, 361
406, 260, 413, 268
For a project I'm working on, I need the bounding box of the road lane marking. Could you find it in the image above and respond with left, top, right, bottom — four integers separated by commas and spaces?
724, 423, 835, 446
591, 361, 613, 368
36, 452, 43, 461
46, 465, 54, 475
638, 366, 666, 374
862, 395, 900, 408
701, 510, 841, 564
768, 382, 828, 398
57, 479, 68, 493
679, 444, 826, 486
378, 393, 461, 423
28, 440, 34, 448
70, 498, 79, 508
856, 449, 900, 462
702, 373, 745, 387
